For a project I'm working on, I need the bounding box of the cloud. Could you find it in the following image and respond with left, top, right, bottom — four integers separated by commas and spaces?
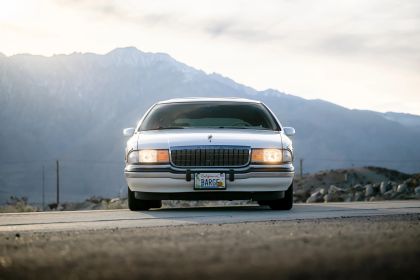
319, 31, 420, 57
204, 19, 283, 43
314, 27, 420, 69
55, 0, 178, 27
53, 0, 420, 68
55, 0, 280, 42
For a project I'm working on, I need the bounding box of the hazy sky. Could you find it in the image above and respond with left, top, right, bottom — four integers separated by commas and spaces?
1, 0, 419, 114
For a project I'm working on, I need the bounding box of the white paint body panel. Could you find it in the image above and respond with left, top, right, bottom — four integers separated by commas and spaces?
126, 171, 294, 193
124, 98, 295, 196
135, 129, 284, 150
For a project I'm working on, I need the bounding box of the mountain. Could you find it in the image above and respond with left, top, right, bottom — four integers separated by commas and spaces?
382, 112, 420, 128
0, 47, 419, 203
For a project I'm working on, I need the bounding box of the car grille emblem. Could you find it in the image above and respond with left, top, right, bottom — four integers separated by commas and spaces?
208, 134, 213, 142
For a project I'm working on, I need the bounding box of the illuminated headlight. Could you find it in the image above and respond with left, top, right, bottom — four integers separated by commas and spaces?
251, 148, 293, 164
139, 150, 158, 163
126, 150, 169, 164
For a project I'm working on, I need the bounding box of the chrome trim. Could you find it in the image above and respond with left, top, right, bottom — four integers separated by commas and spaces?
125, 171, 294, 179
169, 145, 252, 168
124, 163, 294, 172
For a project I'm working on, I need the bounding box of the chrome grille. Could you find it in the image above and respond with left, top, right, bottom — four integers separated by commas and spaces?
170, 146, 250, 167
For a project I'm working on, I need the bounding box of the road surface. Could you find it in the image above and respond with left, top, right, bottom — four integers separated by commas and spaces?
1, 201, 420, 280
1, 200, 419, 232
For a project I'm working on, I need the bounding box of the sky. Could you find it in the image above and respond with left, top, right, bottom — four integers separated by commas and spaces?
1, 0, 419, 115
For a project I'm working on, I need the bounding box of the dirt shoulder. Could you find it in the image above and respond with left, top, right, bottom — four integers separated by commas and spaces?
1, 214, 420, 280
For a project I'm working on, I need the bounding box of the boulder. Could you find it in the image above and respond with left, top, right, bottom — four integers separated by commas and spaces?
365, 184, 374, 197
380, 182, 391, 194
391, 182, 398, 192
344, 193, 354, 202
110, 197, 120, 203
293, 189, 310, 203
306, 191, 323, 203
328, 185, 345, 194
323, 193, 344, 202
354, 191, 364, 201
397, 184, 408, 193
352, 184, 364, 192
383, 189, 397, 199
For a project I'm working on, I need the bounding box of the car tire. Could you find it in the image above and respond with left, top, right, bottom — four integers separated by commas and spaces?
257, 201, 270, 206
128, 187, 162, 211
267, 183, 293, 210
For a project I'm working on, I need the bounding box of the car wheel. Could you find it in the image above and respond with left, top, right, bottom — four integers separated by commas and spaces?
268, 183, 293, 210
128, 187, 161, 211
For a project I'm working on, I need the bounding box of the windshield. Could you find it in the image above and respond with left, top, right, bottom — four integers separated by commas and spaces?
139, 102, 280, 131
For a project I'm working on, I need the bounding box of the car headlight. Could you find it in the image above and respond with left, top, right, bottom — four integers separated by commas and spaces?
251, 148, 293, 164
281, 149, 293, 163
126, 149, 169, 164
127, 150, 139, 164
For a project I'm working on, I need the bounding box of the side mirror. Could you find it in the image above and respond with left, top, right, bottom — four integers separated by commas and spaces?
283, 127, 295, 136
123, 127, 135, 137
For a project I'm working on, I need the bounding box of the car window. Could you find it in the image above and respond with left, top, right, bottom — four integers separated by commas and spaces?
139, 102, 279, 131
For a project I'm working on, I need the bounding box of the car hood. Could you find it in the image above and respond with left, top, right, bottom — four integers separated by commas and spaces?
136, 129, 284, 149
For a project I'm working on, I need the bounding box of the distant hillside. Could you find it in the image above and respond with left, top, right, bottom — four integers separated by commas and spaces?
382, 112, 420, 128
0, 47, 419, 203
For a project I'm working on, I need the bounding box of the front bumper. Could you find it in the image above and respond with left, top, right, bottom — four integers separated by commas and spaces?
125, 164, 294, 199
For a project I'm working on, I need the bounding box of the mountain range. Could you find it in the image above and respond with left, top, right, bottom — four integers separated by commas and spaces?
0, 47, 419, 203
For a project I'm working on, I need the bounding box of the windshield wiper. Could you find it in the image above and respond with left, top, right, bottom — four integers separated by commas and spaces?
217, 126, 272, 130
156, 126, 186, 130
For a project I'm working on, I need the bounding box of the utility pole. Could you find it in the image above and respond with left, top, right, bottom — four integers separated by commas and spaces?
56, 160, 60, 206
299, 158, 303, 178
42, 165, 45, 211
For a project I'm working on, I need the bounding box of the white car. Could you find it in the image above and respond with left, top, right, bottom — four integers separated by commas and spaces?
123, 97, 295, 210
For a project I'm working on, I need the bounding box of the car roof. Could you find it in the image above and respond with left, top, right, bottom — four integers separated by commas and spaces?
157, 97, 262, 104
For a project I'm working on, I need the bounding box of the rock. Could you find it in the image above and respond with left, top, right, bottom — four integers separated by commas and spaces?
294, 189, 310, 203
390, 182, 398, 192
323, 193, 344, 203
415, 186, 420, 196
394, 193, 411, 200
306, 191, 323, 203
110, 198, 120, 203
354, 191, 364, 201
352, 184, 364, 192
397, 183, 408, 193
328, 185, 345, 194
80, 201, 96, 210
365, 184, 374, 197
383, 189, 396, 199
380, 182, 390, 194
344, 193, 354, 202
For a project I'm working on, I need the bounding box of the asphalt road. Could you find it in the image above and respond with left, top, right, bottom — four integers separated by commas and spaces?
1, 201, 420, 280
1, 200, 419, 232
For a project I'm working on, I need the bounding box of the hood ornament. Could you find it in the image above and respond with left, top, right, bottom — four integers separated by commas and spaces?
208, 134, 213, 142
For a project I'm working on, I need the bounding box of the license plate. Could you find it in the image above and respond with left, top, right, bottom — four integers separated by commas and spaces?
194, 173, 226, 190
